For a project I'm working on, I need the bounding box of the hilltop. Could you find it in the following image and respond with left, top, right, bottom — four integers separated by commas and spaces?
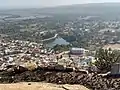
0, 82, 89, 90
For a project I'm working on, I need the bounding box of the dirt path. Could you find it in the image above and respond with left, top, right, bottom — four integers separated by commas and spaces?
0, 82, 89, 90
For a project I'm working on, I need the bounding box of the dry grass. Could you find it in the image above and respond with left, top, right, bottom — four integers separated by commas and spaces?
0, 82, 89, 90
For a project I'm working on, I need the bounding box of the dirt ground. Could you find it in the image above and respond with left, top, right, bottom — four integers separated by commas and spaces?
103, 44, 120, 50
0, 82, 89, 90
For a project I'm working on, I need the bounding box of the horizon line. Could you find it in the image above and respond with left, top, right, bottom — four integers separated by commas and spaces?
0, 2, 120, 10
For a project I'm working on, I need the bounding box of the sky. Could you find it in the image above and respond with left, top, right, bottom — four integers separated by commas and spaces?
1, 0, 120, 9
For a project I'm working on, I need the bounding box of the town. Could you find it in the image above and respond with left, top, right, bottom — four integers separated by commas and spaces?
1, 3, 120, 90
0, 38, 95, 72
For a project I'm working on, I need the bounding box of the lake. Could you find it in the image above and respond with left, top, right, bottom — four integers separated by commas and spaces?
45, 37, 69, 48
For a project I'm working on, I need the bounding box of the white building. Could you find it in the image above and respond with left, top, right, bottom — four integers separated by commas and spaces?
70, 48, 87, 55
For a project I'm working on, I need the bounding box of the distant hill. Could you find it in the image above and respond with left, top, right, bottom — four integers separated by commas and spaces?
38, 3, 120, 15
1, 3, 120, 16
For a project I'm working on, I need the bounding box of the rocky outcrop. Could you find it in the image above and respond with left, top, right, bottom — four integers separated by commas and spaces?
0, 67, 120, 90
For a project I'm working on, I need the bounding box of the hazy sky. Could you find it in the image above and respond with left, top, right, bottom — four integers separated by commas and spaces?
1, 0, 120, 9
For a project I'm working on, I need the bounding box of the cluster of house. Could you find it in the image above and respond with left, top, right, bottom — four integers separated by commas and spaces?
57, 47, 96, 69
2, 39, 120, 76
0, 39, 56, 70
0, 39, 98, 72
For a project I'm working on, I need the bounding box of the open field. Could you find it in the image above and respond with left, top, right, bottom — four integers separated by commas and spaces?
103, 44, 120, 50
0, 82, 89, 90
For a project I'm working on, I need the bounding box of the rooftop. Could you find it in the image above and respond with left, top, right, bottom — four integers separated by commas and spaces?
71, 48, 85, 51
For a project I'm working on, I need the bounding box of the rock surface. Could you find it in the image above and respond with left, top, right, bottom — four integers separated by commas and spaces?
0, 69, 120, 90
0, 82, 89, 90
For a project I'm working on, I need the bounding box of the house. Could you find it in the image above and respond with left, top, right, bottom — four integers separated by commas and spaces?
79, 56, 96, 67
70, 48, 86, 55
111, 63, 120, 75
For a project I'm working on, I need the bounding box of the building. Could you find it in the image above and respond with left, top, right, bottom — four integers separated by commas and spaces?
70, 48, 86, 55
111, 63, 120, 75
80, 56, 96, 66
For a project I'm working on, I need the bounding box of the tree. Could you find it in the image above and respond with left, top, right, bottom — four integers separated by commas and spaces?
53, 44, 71, 52
95, 48, 120, 72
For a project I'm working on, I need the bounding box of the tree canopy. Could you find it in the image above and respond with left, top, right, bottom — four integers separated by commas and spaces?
95, 48, 120, 72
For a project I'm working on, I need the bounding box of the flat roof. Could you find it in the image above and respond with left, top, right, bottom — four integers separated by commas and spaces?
71, 48, 85, 51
